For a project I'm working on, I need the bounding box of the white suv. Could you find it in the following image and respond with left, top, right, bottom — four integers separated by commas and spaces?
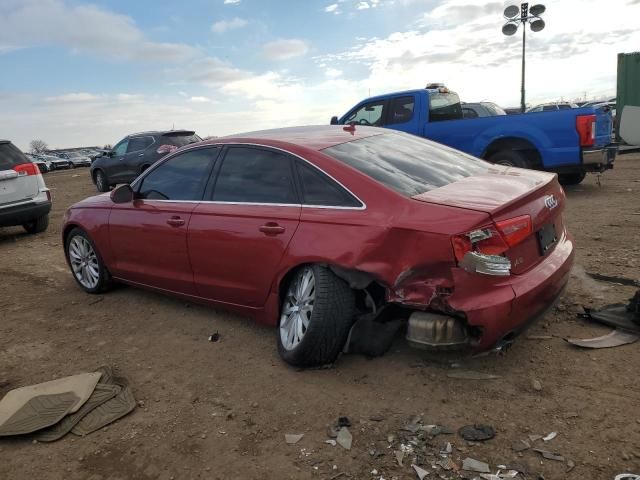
0, 140, 52, 233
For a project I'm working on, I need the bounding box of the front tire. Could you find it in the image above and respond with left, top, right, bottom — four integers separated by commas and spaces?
94, 170, 109, 192
488, 150, 531, 169
277, 265, 355, 367
65, 228, 112, 293
23, 214, 49, 234
559, 172, 586, 185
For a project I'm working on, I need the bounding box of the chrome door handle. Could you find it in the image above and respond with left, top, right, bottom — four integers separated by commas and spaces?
259, 223, 285, 235
166, 216, 185, 227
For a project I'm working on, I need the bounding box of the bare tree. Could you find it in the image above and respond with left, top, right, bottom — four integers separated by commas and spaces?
29, 139, 48, 154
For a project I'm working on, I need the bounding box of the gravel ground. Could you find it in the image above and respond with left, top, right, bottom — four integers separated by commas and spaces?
1, 155, 639, 480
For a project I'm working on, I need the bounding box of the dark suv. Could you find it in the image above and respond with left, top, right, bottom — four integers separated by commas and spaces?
90, 130, 201, 192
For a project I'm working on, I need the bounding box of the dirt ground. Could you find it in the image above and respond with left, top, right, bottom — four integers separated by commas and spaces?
1, 155, 639, 480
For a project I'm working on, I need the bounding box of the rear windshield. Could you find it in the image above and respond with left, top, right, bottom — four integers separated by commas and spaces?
163, 132, 201, 147
0, 142, 29, 170
322, 132, 488, 197
429, 92, 463, 122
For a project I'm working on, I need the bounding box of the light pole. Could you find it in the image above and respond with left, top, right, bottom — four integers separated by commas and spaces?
502, 3, 546, 113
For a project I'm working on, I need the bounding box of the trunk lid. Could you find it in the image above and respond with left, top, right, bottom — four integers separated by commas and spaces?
413, 167, 565, 274
593, 105, 613, 146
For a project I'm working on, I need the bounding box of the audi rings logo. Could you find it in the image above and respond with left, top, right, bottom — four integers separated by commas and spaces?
544, 195, 559, 210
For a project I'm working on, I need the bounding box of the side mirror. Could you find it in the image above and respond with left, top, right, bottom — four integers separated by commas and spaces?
330, 116, 339, 125
110, 184, 134, 204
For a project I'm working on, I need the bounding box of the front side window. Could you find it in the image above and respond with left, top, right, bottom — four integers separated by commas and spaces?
344, 101, 385, 127
296, 162, 361, 207
113, 140, 129, 157
212, 147, 297, 204
323, 132, 488, 197
429, 92, 463, 122
127, 136, 154, 153
387, 96, 415, 125
137, 148, 217, 200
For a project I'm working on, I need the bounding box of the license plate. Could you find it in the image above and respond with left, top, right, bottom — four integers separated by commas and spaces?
537, 223, 558, 255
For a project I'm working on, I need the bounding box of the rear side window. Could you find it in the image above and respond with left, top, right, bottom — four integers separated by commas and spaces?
296, 162, 361, 207
212, 147, 297, 204
138, 148, 217, 201
163, 133, 202, 147
323, 132, 488, 197
127, 136, 154, 153
387, 96, 415, 125
462, 107, 479, 119
0, 142, 29, 170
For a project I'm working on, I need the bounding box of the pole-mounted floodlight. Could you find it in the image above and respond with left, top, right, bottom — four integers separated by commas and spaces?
502, 2, 546, 113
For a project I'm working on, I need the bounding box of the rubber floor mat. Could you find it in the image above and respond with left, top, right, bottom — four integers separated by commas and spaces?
33, 383, 120, 442
584, 305, 640, 334
0, 393, 79, 436
0, 372, 102, 428
72, 376, 136, 436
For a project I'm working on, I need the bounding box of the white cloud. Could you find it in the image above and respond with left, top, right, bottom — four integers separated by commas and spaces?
356, 2, 370, 9
263, 39, 309, 61
223, 0, 240, 4
44, 93, 102, 104
211, 17, 247, 34
325, 68, 343, 78
0, 0, 196, 63
189, 96, 211, 103
325, 3, 339, 13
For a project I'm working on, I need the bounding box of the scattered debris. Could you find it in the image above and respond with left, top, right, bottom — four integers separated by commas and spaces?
369, 414, 385, 422
411, 464, 429, 480
511, 439, 530, 452
543, 432, 557, 442
566, 459, 575, 472
586, 273, 640, 288
459, 424, 496, 441
324, 439, 336, 446
441, 442, 453, 454
336, 426, 352, 450
614, 475, 640, 480
577, 290, 640, 334
208, 332, 220, 342
402, 415, 422, 433
527, 335, 553, 340
436, 456, 456, 471
565, 329, 639, 349
88, 297, 104, 306
447, 371, 501, 380
528, 434, 542, 442
462, 457, 491, 473
531, 379, 543, 391
337, 416, 351, 428
285, 433, 304, 444
327, 425, 339, 438
533, 448, 565, 462
394, 449, 404, 466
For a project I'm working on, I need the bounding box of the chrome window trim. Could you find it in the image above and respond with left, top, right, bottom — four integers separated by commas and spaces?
132, 142, 367, 211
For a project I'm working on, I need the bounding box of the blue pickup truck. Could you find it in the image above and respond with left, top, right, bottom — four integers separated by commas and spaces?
331, 86, 617, 184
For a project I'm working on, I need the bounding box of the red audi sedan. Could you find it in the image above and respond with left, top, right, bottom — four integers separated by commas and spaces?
62, 126, 574, 366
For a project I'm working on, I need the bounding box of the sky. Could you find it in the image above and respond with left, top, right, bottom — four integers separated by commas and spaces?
1, 0, 639, 150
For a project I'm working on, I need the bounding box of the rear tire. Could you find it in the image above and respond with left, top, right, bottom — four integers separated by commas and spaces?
23, 214, 49, 234
559, 172, 586, 185
277, 265, 355, 367
94, 170, 109, 192
488, 150, 531, 169
65, 227, 112, 294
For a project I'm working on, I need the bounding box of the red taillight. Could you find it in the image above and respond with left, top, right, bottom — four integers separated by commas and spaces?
156, 144, 177, 155
576, 114, 596, 147
451, 215, 532, 262
13, 162, 39, 176
495, 215, 532, 247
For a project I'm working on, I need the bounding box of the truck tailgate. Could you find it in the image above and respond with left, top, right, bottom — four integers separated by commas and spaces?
594, 105, 613, 146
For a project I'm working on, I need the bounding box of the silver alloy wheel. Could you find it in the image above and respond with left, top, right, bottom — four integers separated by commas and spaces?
280, 267, 315, 351
96, 171, 105, 190
68, 236, 100, 289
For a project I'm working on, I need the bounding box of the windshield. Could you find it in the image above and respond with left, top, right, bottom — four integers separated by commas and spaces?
429, 92, 463, 122
322, 132, 488, 197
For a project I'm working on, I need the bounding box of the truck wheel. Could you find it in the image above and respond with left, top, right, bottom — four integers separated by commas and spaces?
94, 170, 110, 192
488, 150, 530, 169
23, 214, 49, 234
277, 265, 355, 367
559, 172, 586, 185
